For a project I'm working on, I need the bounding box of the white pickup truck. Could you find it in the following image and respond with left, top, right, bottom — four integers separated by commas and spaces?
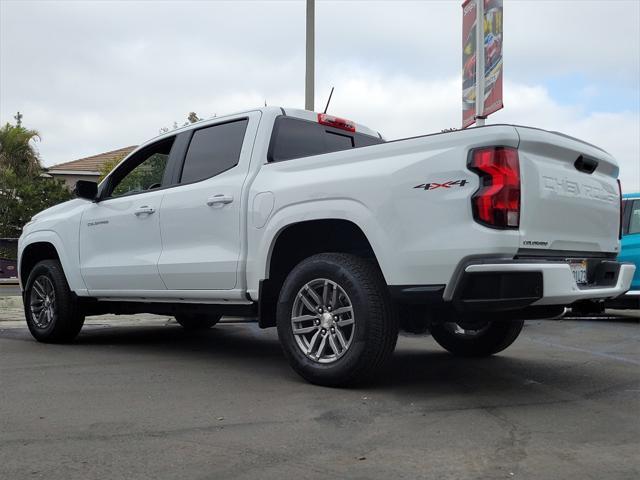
18, 107, 635, 386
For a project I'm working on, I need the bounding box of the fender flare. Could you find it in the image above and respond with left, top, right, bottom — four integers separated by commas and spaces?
19, 230, 87, 294
246, 198, 392, 298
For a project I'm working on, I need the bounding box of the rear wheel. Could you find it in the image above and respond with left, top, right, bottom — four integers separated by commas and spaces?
24, 260, 85, 343
175, 314, 222, 330
277, 253, 398, 387
430, 318, 524, 357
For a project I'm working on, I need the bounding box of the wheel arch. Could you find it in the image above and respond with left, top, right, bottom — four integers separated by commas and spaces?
19, 231, 84, 293
256, 217, 384, 328
20, 241, 62, 286
248, 198, 391, 292
267, 218, 379, 282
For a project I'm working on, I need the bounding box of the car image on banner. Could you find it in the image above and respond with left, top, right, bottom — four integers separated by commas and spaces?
462, 0, 503, 128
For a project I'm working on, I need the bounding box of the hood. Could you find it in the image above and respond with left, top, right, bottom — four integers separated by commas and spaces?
30, 198, 87, 222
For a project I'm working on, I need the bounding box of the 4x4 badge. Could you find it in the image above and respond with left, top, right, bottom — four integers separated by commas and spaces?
414, 179, 468, 190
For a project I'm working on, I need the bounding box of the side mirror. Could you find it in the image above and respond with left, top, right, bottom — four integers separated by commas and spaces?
74, 180, 98, 201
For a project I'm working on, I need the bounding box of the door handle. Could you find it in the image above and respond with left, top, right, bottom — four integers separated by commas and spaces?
134, 206, 155, 216
207, 194, 234, 206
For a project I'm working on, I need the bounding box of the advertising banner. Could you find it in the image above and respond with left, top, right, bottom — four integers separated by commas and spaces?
462, 0, 503, 128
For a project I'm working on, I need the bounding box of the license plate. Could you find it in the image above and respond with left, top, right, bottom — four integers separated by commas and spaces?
569, 259, 588, 285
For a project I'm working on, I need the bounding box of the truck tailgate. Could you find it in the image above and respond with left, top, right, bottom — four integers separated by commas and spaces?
516, 126, 620, 255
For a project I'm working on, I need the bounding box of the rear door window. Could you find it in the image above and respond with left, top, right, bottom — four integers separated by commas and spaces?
269, 117, 383, 162
180, 119, 248, 184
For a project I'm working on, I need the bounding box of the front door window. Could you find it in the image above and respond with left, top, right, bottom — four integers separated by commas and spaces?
106, 137, 174, 198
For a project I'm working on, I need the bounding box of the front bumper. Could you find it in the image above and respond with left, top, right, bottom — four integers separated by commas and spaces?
451, 260, 635, 310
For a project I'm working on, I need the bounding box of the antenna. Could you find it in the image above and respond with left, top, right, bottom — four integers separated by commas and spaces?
323, 87, 334, 114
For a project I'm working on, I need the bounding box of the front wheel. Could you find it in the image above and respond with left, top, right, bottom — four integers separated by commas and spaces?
277, 253, 398, 387
24, 260, 85, 343
430, 319, 524, 357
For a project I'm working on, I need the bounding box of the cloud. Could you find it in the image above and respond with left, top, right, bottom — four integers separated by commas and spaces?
0, 0, 638, 191
314, 67, 639, 192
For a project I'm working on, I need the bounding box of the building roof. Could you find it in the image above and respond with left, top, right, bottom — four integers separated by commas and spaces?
47, 146, 137, 174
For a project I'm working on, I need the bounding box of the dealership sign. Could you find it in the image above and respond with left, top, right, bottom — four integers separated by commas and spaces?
462, 0, 503, 128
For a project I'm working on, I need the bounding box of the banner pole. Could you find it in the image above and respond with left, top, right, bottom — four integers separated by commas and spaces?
305, 0, 315, 111
475, 0, 485, 126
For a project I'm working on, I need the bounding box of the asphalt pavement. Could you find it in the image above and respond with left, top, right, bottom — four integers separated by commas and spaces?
0, 315, 638, 480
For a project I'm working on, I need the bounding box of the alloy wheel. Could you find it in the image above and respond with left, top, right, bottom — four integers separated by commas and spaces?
30, 275, 57, 329
291, 278, 355, 364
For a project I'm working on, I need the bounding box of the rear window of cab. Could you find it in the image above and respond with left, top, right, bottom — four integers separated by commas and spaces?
268, 116, 383, 162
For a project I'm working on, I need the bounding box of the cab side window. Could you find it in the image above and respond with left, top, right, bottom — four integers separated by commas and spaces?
179, 119, 248, 184
107, 137, 174, 198
268, 116, 384, 162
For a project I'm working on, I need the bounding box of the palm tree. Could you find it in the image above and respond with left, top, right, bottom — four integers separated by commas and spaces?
0, 122, 42, 176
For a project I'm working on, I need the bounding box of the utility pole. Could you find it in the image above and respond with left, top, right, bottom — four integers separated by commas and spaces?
474, 0, 485, 126
305, 0, 315, 111
14, 111, 23, 127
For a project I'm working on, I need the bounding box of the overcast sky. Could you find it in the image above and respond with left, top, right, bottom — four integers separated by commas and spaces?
1, 0, 639, 190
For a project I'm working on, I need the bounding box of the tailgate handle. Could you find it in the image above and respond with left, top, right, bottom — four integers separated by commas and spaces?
574, 155, 598, 174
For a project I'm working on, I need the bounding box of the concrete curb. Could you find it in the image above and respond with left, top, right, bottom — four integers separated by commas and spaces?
0, 316, 179, 328
0, 296, 23, 310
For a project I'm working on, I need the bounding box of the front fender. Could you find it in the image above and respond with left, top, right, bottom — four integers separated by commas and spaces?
19, 230, 88, 295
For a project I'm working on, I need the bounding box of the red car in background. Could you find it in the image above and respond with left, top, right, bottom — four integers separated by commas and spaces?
462, 32, 502, 91
485, 32, 502, 71
0, 239, 18, 280
0, 257, 17, 280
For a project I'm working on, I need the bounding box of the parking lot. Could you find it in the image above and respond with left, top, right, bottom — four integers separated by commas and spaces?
1, 306, 638, 480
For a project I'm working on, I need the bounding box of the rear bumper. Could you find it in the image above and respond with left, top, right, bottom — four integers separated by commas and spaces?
454, 261, 635, 309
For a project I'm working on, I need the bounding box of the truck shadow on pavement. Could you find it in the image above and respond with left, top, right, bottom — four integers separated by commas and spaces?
41, 321, 634, 399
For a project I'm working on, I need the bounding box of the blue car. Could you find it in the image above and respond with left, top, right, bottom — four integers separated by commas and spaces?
608, 192, 640, 309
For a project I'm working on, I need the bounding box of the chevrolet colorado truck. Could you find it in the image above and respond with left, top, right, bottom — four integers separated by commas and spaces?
18, 107, 635, 386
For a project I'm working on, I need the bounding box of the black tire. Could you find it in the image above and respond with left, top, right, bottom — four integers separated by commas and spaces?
24, 259, 85, 343
276, 253, 398, 387
430, 319, 524, 357
175, 314, 222, 330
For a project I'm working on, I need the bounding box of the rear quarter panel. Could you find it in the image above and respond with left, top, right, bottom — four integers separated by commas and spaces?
246, 125, 521, 298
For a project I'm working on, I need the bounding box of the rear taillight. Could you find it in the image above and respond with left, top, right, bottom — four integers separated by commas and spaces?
317, 113, 356, 132
468, 146, 521, 229
617, 179, 623, 239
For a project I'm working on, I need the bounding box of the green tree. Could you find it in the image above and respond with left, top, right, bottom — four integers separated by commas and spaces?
186, 112, 201, 124
0, 166, 72, 238
0, 122, 42, 176
98, 152, 127, 181
159, 112, 202, 134
0, 120, 73, 238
